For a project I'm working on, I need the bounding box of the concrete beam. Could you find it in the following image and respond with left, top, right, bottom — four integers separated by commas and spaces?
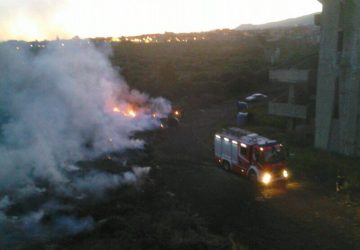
269, 69, 309, 84
269, 102, 307, 119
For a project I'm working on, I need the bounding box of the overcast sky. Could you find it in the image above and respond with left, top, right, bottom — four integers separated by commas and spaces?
0, 0, 322, 41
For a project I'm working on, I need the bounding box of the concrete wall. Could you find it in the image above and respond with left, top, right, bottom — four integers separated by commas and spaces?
315, 0, 340, 150
329, 119, 340, 152
315, 0, 360, 156
338, 0, 360, 155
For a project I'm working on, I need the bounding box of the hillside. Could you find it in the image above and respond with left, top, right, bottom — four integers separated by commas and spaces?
236, 13, 318, 30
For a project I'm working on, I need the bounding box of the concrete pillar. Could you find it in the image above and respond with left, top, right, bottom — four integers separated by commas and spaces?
288, 85, 296, 130
338, 0, 360, 155
315, 0, 341, 149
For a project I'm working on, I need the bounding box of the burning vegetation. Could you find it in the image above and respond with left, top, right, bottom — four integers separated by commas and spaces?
0, 41, 171, 248
112, 105, 137, 117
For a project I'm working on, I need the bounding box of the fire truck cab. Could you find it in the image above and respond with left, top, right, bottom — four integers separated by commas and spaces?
214, 127, 289, 185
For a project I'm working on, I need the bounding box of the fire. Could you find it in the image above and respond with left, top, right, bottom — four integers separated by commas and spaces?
126, 109, 136, 117
112, 106, 137, 118
113, 107, 121, 113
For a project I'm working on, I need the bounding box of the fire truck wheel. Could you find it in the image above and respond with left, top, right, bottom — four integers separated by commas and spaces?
249, 171, 258, 183
223, 161, 231, 171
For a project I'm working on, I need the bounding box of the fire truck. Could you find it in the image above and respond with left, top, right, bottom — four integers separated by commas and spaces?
214, 127, 289, 185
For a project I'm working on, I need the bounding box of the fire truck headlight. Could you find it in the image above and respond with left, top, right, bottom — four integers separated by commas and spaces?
283, 170, 289, 178
262, 173, 272, 185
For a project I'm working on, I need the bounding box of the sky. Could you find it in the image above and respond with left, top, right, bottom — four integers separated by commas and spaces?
0, 0, 322, 41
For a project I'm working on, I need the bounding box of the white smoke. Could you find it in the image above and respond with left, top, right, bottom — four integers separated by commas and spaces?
0, 40, 171, 246
0, 208, 95, 248
0, 196, 12, 210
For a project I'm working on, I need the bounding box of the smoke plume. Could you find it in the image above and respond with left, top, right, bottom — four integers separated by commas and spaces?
0, 40, 170, 247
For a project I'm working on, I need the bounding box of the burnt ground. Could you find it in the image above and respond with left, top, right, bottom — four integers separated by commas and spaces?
23, 100, 360, 250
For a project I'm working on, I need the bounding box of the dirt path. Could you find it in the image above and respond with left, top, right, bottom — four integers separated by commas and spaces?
153, 103, 360, 249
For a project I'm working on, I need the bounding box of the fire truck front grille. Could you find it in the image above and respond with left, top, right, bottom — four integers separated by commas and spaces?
272, 169, 283, 178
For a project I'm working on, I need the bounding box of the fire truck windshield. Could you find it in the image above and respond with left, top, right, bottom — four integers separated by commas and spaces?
256, 145, 285, 164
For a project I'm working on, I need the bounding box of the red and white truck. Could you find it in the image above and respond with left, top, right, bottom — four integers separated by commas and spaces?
214, 127, 289, 185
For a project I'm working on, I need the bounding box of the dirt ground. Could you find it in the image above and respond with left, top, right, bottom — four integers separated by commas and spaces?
23, 100, 360, 250
152, 101, 360, 250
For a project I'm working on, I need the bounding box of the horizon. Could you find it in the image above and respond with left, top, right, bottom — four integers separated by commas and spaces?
0, 0, 322, 42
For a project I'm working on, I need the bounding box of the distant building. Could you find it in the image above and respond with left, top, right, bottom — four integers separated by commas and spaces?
315, 0, 360, 156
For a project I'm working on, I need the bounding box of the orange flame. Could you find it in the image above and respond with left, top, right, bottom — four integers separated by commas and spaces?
126, 109, 136, 117
112, 106, 137, 118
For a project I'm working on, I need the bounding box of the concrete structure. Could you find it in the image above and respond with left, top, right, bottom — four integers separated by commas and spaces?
269, 69, 309, 84
269, 103, 307, 119
264, 47, 281, 64
268, 69, 308, 129
315, 0, 360, 156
